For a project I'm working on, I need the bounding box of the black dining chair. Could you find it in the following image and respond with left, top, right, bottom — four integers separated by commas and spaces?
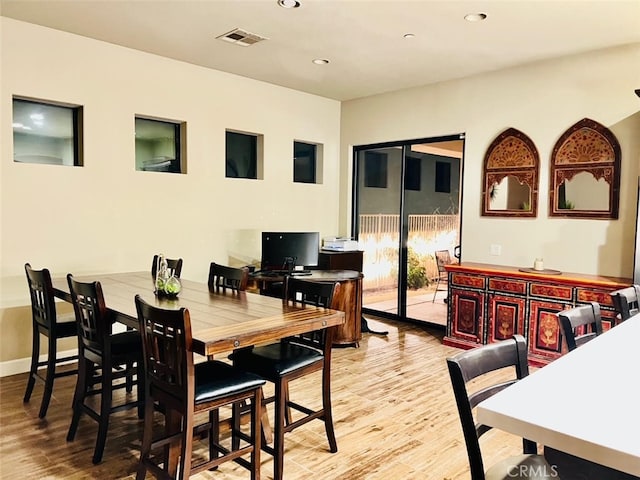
447, 335, 555, 480
208, 262, 249, 292
609, 285, 640, 323
66, 274, 144, 464
231, 277, 341, 480
23, 263, 78, 418
151, 255, 183, 278
134, 295, 265, 480
557, 301, 603, 352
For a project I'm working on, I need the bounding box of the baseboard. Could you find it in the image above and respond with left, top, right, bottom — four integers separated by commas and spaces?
0, 348, 78, 378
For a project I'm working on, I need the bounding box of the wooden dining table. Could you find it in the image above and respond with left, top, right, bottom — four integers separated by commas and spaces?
477, 313, 640, 477
51, 271, 345, 357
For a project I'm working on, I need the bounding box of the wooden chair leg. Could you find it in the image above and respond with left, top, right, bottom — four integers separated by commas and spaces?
165, 409, 182, 478
93, 366, 113, 464
273, 379, 287, 480
23, 329, 40, 404
250, 389, 262, 480
322, 371, 337, 453
39, 335, 58, 418
136, 400, 155, 480
67, 357, 89, 442
179, 409, 193, 480
210, 408, 220, 465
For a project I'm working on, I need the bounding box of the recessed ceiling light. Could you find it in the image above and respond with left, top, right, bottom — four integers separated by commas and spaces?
403, 33, 415, 39
464, 12, 487, 22
278, 0, 300, 8
312, 58, 329, 65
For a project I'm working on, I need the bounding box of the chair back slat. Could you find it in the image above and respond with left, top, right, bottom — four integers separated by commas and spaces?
25, 263, 58, 331
67, 275, 111, 354
283, 277, 340, 351
558, 301, 603, 352
208, 262, 249, 292
135, 295, 192, 408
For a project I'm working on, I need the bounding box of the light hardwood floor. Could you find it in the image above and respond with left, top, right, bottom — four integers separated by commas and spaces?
0, 317, 527, 479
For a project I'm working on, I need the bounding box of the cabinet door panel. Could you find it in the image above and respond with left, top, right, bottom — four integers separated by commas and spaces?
488, 294, 526, 343
450, 288, 484, 344
528, 300, 571, 363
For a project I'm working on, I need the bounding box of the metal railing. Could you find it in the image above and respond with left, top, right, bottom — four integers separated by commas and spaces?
358, 214, 459, 291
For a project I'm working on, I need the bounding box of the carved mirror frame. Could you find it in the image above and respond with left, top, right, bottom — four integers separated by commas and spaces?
482, 128, 539, 217
549, 118, 621, 219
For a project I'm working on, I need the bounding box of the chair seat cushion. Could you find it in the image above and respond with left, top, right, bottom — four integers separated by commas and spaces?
56, 318, 78, 338
194, 360, 265, 404
110, 330, 142, 356
231, 341, 323, 379
486, 454, 557, 480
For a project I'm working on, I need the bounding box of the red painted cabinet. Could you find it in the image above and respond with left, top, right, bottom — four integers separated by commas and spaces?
443, 262, 630, 366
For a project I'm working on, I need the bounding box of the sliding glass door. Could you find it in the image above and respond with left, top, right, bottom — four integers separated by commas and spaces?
353, 134, 464, 327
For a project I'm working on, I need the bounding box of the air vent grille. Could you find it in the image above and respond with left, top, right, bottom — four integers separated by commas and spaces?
216, 28, 268, 47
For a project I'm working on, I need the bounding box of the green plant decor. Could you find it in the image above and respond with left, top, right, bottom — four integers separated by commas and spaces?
520, 201, 531, 211
407, 248, 429, 289
558, 199, 575, 210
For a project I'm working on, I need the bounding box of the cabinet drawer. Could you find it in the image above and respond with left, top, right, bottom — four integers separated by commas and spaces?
451, 273, 485, 289
489, 278, 527, 295
530, 283, 573, 301
576, 288, 614, 307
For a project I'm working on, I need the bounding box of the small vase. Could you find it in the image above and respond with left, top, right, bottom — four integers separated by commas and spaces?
164, 274, 182, 298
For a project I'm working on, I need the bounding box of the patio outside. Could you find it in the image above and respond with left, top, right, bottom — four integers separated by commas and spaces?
359, 213, 459, 327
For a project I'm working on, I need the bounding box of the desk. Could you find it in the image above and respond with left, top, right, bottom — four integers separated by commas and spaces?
477, 315, 640, 477
52, 271, 345, 357
251, 269, 362, 347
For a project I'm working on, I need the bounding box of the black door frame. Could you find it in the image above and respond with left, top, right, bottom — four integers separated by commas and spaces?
352, 133, 465, 327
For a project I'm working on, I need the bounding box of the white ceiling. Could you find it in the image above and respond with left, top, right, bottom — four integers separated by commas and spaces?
2, 0, 639, 102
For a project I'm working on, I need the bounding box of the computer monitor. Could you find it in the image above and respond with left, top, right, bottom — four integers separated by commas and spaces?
261, 232, 320, 271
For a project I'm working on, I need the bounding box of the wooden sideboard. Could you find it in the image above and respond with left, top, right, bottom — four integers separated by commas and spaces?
443, 262, 631, 365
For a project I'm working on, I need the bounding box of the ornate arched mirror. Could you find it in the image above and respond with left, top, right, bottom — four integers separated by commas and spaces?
549, 118, 621, 219
482, 128, 539, 217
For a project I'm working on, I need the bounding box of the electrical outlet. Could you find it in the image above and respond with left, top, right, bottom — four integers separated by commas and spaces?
490, 244, 502, 256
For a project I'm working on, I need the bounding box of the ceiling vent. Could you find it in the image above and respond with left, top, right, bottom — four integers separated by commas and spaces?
216, 28, 268, 47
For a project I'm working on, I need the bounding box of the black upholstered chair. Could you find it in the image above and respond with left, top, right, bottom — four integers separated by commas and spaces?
208, 262, 249, 292
66, 274, 144, 464
609, 285, 640, 323
134, 295, 265, 480
447, 335, 555, 480
151, 255, 183, 278
23, 263, 78, 418
557, 302, 603, 352
231, 277, 341, 480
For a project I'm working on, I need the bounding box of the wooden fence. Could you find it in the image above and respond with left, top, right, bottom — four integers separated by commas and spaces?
357, 214, 459, 291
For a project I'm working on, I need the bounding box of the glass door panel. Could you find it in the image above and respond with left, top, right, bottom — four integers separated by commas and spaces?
404, 141, 462, 326
354, 136, 463, 328
356, 147, 402, 316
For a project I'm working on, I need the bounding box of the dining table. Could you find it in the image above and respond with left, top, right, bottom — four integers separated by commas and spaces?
51, 271, 346, 357
52, 270, 345, 474
476, 313, 640, 477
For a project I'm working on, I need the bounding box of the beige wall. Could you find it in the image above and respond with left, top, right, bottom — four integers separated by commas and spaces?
2, 17, 639, 374
340, 44, 640, 278
0, 18, 341, 371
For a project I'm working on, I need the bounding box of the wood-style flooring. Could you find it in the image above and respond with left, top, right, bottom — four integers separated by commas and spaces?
0, 317, 527, 479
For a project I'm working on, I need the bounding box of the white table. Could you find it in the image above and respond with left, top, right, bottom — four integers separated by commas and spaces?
477, 314, 640, 477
